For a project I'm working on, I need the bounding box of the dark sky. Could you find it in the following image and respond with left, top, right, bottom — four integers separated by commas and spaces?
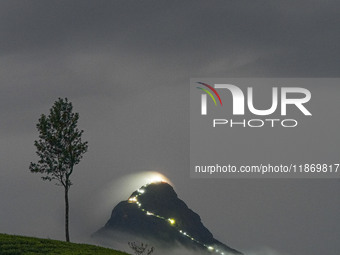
0, 1, 339, 255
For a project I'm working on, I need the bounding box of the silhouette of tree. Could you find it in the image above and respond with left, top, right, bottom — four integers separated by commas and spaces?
29, 98, 88, 242
128, 241, 154, 255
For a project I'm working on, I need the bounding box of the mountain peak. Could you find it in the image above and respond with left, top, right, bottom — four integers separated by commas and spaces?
131, 182, 178, 201
94, 182, 242, 255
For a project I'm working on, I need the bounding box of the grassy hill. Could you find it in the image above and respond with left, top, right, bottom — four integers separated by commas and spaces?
0, 233, 130, 255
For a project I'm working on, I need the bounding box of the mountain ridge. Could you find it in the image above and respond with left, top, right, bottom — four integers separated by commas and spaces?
94, 182, 242, 255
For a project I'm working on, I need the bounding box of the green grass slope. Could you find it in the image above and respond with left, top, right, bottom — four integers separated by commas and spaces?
0, 234, 130, 255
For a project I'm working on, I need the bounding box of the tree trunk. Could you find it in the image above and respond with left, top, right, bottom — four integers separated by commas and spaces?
65, 186, 70, 242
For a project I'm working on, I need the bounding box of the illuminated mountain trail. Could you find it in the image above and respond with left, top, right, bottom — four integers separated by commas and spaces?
128, 182, 229, 255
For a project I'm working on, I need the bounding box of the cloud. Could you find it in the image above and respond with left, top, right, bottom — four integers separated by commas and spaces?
0, 2, 339, 255
245, 247, 290, 255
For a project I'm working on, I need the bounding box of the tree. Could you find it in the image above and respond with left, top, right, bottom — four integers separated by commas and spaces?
29, 98, 88, 242
128, 242, 154, 255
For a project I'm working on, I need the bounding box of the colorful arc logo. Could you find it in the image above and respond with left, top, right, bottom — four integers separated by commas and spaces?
196, 82, 223, 115
196, 82, 223, 106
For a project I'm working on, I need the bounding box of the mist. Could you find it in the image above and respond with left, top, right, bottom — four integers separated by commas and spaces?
0, 1, 339, 255
90, 229, 291, 255
91, 230, 236, 255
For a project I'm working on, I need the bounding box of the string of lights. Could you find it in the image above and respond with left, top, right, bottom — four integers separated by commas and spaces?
127, 182, 228, 255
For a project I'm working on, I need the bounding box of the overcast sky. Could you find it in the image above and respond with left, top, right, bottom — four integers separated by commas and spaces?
0, 1, 339, 255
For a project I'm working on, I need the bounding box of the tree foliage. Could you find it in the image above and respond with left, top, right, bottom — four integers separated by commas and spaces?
29, 98, 88, 242
128, 242, 154, 255
29, 98, 88, 188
